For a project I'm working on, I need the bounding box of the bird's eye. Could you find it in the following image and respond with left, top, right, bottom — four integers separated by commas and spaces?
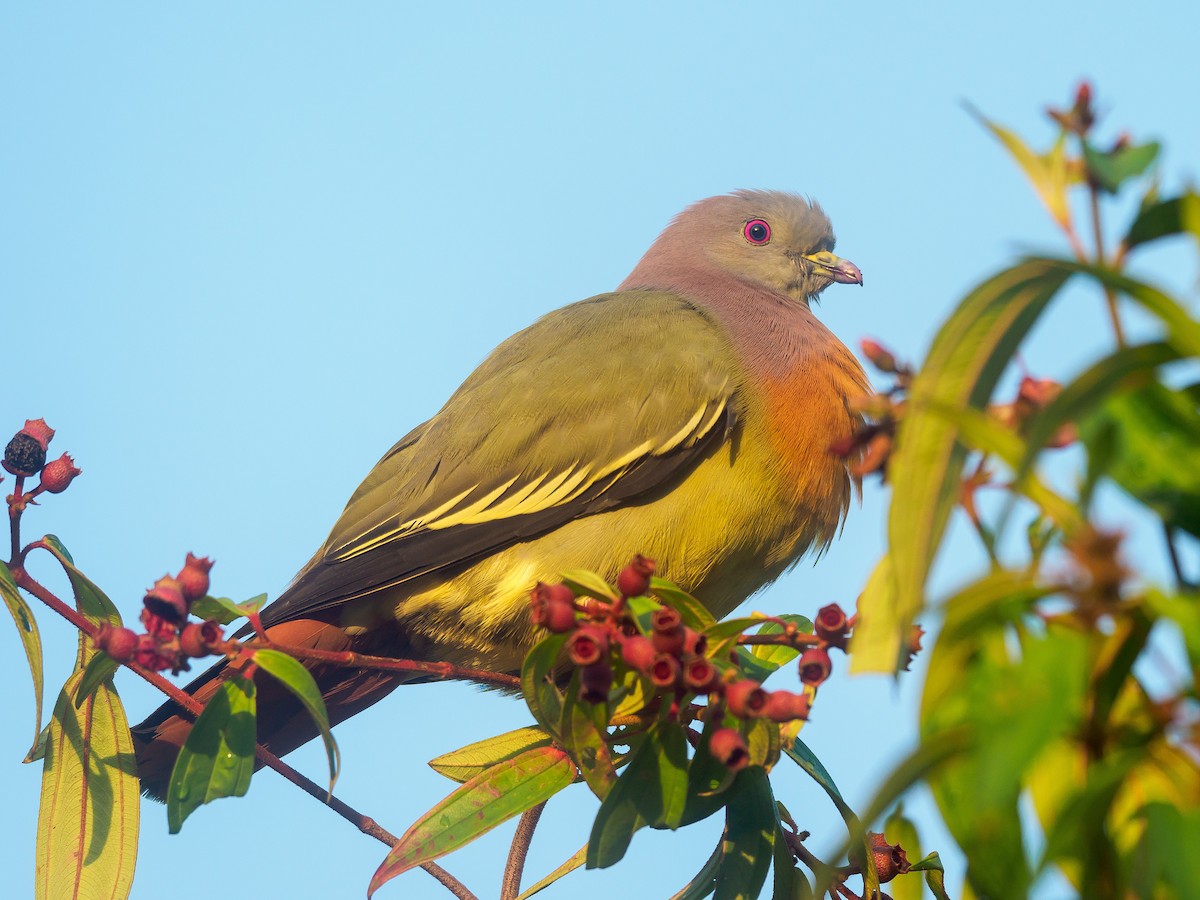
743, 219, 771, 245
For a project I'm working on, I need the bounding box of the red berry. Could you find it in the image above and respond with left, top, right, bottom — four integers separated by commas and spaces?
619, 634, 657, 672
143, 575, 188, 623
762, 690, 811, 722
567, 626, 609, 667
37, 452, 81, 493
179, 621, 225, 658
682, 655, 719, 693
616, 554, 655, 598
708, 728, 749, 771
867, 832, 911, 883
814, 603, 849, 648
724, 679, 768, 718
648, 653, 680, 689
176, 553, 214, 602
650, 607, 685, 655
95, 624, 139, 663
798, 646, 832, 687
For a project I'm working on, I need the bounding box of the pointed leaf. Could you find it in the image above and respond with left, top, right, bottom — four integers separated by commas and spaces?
39, 536, 122, 667
714, 767, 775, 900
650, 577, 717, 630
516, 843, 588, 900
166, 675, 257, 833
561, 685, 617, 799
369, 745, 574, 896
670, 841, 722, 900
429, 726, 551, 783
587, 732, 665, 868
749, 614, 812, 668
882, 260, 1071, 670
1083, 140, 1159, 194
189, 593, 267, 625
252, 648, 339, 791
783, 738, 856, 826
1, 561, 44, 753
74, 652, 120, 709
560, 569, 619, 603
1124, 190, 1200, 253
35, 672, 139, 900
971, 107, 1071, 225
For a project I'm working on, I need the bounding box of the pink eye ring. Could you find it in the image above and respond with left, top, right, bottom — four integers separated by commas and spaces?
743, 219, 771, 244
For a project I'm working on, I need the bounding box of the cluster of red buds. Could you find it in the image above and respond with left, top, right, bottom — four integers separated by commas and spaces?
3, 419, 82, 501
530, 555, 857, 772
1046, 80, 1095, 136
830, 338, 912, 481
94, 553, 225, 674
988, 375, 1077, 448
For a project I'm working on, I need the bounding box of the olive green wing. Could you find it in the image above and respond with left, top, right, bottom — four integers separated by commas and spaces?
261, 290, 744, 626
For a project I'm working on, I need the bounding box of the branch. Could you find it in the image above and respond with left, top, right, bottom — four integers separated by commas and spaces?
499, 801, 546, 900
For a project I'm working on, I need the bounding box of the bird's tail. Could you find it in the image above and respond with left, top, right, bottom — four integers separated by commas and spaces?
132, 617, 406, 803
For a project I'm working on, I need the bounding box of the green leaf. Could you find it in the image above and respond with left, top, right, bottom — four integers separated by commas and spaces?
650, 577, 717, 630
654, 720, 690, 829
1081, 381, 1200, 537
1129, 802, 1200, 897
74, 652, 120, 709
189, 593, 266, 625
560, 569, 619, 603
587, 731, 670, 868
1, 561, 44, 755
369, 745, 575, 896
35, 671, 139, 900
915, 853, 952, 900
561, 682, 617, 800
252, 648, 339, 792
429, 726, 552, 783
516, 843, 588, 900
879, 259, 1071, 671
970, 106, 1072, 225
1124, 190, 1200, 253
521, 632, 567, 739
1144, 589, 1200, 676
749, 615, 812, 668
40, 536, 122, 665
714, 768, 775, 900
1083, 140, 1159, 193
772, 820, 812, 900
166, 675, 257, 833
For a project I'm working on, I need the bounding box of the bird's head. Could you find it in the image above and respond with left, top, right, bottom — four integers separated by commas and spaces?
624, 190, 862, 304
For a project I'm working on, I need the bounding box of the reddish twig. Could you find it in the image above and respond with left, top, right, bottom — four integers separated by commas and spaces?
267, 641, 521, 690
499, 800, 547, 900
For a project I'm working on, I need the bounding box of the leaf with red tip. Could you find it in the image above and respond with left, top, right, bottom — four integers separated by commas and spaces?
166, 675, 256, 833
189, 593, 267, 625
428, 726, 551, 783
35, 670, 139, 900
252, 648, 339, 793
1, 561, 44, 756
368, 745, 575, 897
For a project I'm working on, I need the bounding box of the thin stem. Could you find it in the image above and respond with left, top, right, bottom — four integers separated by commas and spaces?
737, 633, 821, 648
8, 474, 25, 561
1088, 182, 1126, 347
1162, 523, 1193, 591
499, 801, 547, 900
267, 642, 521, 690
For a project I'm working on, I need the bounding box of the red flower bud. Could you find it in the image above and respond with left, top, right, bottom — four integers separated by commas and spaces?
682, 627, 707, 656
176, 553, 214, 602
762, 690, 811, 722
798, 646, 832, 687
725, 679, 768, 718
619, 633, 657, 672
94, 624, 139, 663
860, 338, 898, 373
133, 634, 176, 672
708, 728, 749, 771
143, 575, 188, 623
531, 582, 578, 633
139, 606, 179, 640
682, 655, 719, 693
37, 453, 81, 493
567, 626, 609, 667
868, 831, 911, 883
648, 653, 680, 688
814, 603, 849, 648
579, 660, 613, 704
616, 554, 655, 598
19, 418, 55, 449
179, 620, 225, 658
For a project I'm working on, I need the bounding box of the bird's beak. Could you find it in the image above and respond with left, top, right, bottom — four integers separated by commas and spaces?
803, 250, 863, 286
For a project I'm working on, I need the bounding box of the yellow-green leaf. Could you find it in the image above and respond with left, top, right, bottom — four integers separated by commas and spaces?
1, 561, 44, 755
252, 648, 339, 793
35, 671, 139, 900
428, 726, 551, 783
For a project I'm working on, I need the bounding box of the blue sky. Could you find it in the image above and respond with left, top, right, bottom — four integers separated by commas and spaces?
3, 4, 1199, 898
